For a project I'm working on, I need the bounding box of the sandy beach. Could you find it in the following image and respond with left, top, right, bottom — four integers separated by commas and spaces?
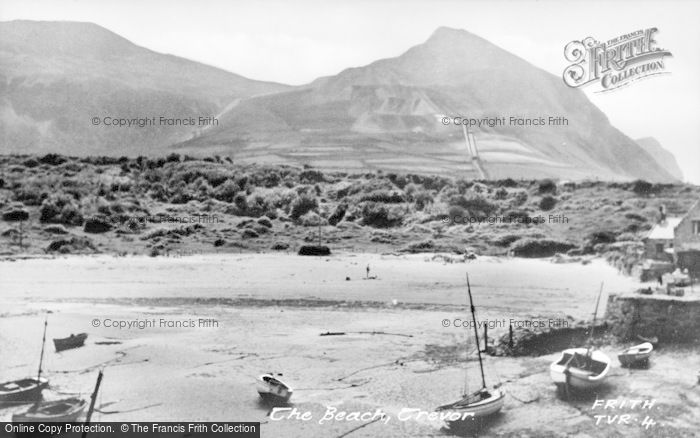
1, 253, 698, 437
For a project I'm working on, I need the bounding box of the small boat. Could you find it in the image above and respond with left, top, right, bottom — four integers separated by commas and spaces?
550, 283, 611, 392
12, 397, 87, 422
636, 334, 659, 347
1, 318, 50, 405
0, 378, 48, 404
618, 342, 653, 367
54, 333, 88, 352
435, 275, 504, 428
550, 347, 611, 390
437, 387, 505, 421
256, 373, 293, 403
12, 369, 103, 423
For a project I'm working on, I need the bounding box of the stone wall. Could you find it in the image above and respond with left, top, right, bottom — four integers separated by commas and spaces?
606, 293, 700, 343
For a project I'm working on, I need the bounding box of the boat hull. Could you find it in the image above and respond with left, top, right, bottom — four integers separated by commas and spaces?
437, 387, 505, 424
618, 342, 653, 367
550, 348, 611, 391
256, 374, 293, 403
12, 397, 87, 422
53, 333, 88, 352
0, 378, 48, 403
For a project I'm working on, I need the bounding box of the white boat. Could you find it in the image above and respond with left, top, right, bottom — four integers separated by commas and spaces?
256, 374, 293, 403
618, 342, 653, 367
550, 283, 611, 392
435, 275, 504, 428
550, 347, 611, 390
437, 387, 505, 420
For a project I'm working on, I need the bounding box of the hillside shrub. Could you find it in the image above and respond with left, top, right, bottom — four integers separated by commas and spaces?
538, 179, 557, 194
290, 195, 318, 220
539, 196, 557, 211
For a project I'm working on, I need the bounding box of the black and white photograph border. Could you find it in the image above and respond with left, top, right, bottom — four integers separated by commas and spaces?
1, 1, 699, 437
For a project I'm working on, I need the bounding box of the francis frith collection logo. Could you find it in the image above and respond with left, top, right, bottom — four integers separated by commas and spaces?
563, 28, 672, 92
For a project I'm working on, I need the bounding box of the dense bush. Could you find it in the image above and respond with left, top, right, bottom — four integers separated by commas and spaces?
299, 169, 325, 183
214, 180, 239, 203
447, 205, 466, 222
328, 203, 348, 225
511, 189, 528, 206
588, 231, 617, 245
290, 195, 318, 220
359, 190, 406, 203
13, 182, 48, 206
38, 154, 68, 166
84, 216, 112, 233
39, 195, 83, 226
298, 245, 331, 256
538, 179, 557, 194
360, 202, 402, 228
2, 209, 29, 221
539, 195, 557, 211
510, 239, 576, 257
448, 194, 499, 217
494, 187, 508, 200
632, 180, 653, 196
412, 190, 433, 210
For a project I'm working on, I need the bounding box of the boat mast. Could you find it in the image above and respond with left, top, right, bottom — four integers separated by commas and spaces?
466, 274, 487, 390
82, 370, 104, 438
586, 283, 604, 356
37, 317, 48, 382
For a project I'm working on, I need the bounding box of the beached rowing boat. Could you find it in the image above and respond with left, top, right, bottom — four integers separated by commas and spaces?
12, 397, 88, 422
256, 374, 293, 403
550, 283, 611, 392
550, 347, 611, 390
0, 378, 48, 404
618, 342, 653, 367
53, 333, 88, 352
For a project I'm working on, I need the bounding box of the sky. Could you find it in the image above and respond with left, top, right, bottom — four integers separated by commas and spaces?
1, 0, 698, 182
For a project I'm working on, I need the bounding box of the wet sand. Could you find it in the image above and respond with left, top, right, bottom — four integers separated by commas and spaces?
1, 254, 698, 437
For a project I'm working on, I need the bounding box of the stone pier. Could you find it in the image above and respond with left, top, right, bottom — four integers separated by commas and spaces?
606, 293, 700, 343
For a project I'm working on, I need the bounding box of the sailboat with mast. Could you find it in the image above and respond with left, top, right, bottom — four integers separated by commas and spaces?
549, 283, 611, 391
0, 317, 49, 404
436, 274, 505, 427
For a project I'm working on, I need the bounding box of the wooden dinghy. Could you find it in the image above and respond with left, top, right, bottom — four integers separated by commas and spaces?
12, 397, 87, 422
0, 378, 48, 404
550, 347, 611, 390
550, 283, 611, 392
256, 374, 293, 403
618, 342, 653, 367
53, 333, 88, 352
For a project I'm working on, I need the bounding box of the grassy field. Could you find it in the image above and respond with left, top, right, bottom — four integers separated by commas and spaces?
1, 153, 698, 260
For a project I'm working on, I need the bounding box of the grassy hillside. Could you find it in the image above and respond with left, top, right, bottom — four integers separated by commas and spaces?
1, 154, 698, 261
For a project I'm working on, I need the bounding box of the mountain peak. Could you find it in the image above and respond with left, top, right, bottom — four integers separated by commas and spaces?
0, 20, 139, 57
425, 26, 487, 46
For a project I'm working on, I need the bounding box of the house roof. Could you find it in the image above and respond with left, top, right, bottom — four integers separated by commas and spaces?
647, 218, 682, 240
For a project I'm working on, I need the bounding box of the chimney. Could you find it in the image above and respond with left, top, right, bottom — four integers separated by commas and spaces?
658, 205, 666, 223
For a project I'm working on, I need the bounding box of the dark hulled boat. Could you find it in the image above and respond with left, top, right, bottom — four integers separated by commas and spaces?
12, 397, 88, 422
53, 333, 88, 352
0, 318, 49, 405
